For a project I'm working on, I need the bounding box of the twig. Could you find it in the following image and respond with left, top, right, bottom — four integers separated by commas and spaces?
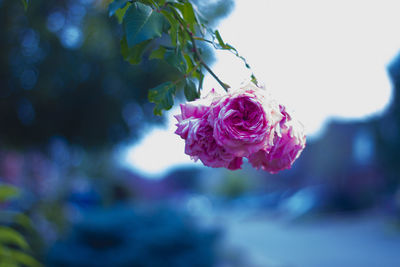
169, 7, 230, 92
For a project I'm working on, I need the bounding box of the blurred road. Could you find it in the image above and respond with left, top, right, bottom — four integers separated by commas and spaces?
220, 211, 400, 267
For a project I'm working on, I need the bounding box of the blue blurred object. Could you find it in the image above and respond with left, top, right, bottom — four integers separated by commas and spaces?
47, 204, 219, 267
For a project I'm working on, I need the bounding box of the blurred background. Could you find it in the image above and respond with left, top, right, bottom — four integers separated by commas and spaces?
1, 0, 400, 266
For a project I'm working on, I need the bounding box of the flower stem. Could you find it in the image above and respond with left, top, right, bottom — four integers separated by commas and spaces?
169, 7, 230, 92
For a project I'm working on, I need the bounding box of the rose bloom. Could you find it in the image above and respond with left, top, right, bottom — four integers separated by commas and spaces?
184, 118, 242, 170
209, 83, 282, 157
174, 105, 207, 140
175, 90, 242, 170
249, 105, 306, 173
175, 89, 221, 138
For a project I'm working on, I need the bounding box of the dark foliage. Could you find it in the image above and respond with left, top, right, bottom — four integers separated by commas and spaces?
47, 204, 219, 267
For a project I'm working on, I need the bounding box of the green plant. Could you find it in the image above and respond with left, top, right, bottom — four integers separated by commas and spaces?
0, 184, 42, 267
109, 0, 258, 115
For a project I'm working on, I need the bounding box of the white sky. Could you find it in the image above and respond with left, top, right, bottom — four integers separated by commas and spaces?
121, 0, 400, 177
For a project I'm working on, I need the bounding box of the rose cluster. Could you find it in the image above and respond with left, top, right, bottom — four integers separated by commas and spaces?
175, 83, 306, 173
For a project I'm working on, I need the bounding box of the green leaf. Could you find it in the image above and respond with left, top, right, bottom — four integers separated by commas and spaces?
0, 211, 33, 232
148, 82, 176, 115
251, 74, 258, 85
0, 260, 19, 267
121, 36, 151, 65
14, 214, 34, 232
164, 0, 180, 3
124, 2, 164, 47
177, 26, 187, 47
149, 46, 166, 60
160, 10, 179, 47
13, 251, 42, 267
21, 0, 28, 11
184, 79, 199, 101
184, 53, 195, 73
0, 185, 20, 203
108, 0, 131, 17
165, 49, 187, 73
115, 3, 130, 24
214, 30, 236, 51
174, 2, 197, 33
0, 226, 29, 250
197, 71, 204, 92
164, 5, 188, 47
0, 247, 42, 267
215, 30, 226, 48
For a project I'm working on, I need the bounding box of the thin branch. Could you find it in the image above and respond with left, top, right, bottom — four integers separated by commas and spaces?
193, 36, 215, 46
169, 6, 230, 92
194, 32, 258, 86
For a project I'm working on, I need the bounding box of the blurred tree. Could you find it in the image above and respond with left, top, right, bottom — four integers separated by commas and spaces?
0, 0, 234, 150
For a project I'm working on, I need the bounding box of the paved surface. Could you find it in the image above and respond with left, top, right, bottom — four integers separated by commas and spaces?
218, 211, 400, 267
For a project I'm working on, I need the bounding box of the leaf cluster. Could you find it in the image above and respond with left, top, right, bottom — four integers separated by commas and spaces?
109, 0, 255, 115
0, 184, 42, 267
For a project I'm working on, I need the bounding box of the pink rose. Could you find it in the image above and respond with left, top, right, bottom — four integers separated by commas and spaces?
175, 84, 306, 173
184, 118, 242, 170
249, 105, 306, 173
174, 104, 209, 139
209, 84, 282, 157
175, 89, 220, 139
175, 89, 242, 170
